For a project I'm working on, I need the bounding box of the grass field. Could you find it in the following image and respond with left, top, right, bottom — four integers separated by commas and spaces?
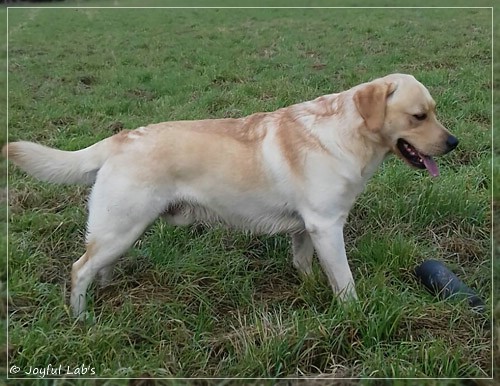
4, 5, 493, 381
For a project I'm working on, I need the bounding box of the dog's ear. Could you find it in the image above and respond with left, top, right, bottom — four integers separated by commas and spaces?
353, 81, 396, 131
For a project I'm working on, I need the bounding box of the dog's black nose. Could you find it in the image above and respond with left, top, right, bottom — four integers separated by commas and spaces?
446, 135, 459, 151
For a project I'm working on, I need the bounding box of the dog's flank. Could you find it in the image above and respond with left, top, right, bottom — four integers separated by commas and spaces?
3, 73, 458, 319
163, 202, 304, 235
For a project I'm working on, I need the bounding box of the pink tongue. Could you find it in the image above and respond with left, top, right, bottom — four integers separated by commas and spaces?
422, 155, 439, 177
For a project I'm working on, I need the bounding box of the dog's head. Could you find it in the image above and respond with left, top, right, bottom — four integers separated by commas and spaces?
353, 73, 458, 177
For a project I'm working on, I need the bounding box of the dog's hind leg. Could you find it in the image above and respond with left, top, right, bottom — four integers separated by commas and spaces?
70, 171, 166, 319
71, 230, 146, 319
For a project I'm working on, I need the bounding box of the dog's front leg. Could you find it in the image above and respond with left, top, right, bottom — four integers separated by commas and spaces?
291, 230, 314, 275
304, 216, 358, 301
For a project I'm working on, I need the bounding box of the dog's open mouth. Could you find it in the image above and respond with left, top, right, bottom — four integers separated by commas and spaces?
397, 139, 439, 177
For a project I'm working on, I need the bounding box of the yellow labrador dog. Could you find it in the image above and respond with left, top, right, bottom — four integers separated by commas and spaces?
3, 73, 458, 318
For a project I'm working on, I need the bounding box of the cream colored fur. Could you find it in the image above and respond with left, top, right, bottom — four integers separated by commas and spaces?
3, 73, 457, 319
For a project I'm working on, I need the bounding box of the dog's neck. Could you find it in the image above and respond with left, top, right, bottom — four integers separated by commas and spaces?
288, 94, 390, 180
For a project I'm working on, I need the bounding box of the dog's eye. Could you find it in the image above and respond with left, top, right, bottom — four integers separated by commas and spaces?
413, 113, 427, 121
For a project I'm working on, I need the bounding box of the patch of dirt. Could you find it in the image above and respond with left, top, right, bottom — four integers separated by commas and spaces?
126, 89, 157, 101
107, 121, 126, 133
439, 236, 486, 262
7, 185, 88, 212
51, 116, 76, 128
452, 148, 485, 166
312, 63, 327, 70
38, 260, 71, 285
77, 75, 96, 88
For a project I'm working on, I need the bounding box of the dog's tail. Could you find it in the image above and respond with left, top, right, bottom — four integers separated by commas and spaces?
2, 138, 114, 185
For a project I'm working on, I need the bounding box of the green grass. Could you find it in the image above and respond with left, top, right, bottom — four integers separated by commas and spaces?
5, 6, 492, 381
